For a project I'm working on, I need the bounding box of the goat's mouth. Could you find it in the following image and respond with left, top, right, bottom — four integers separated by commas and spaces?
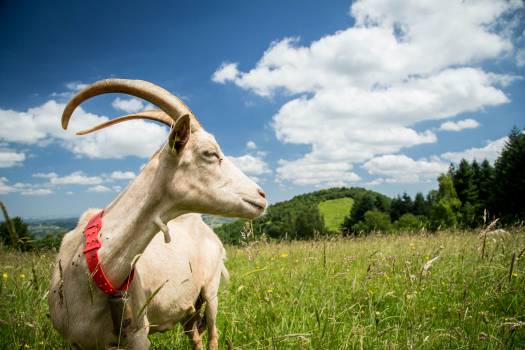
242, 198, 266, 212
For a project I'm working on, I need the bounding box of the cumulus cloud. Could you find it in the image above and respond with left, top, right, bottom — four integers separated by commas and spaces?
277, 156, 360, 187
0, 100, 168, 159
212, 62, 240, 84
0, 177, 53, 196
363, 155, 449, 184
363, 136, 509, 184
439, 118, 480, 132
109, 171, 136, 180
20, 188, 53, 196
47, 171, 103, 185
0, 147, 25, 168
0, 177, 16, 195
441, 136, 507, 163
228, 154, 271, 176
214, 0, 522, 187
87, 185, 112, 193
111, 97, 145, 113
246, 140, 257, 149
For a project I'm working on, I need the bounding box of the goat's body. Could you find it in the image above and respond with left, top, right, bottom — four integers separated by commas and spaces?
49, 212, 227, 349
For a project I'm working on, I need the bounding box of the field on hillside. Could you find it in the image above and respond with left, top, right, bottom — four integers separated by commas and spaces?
1, 229, 525, 349
318, 197, 354, 232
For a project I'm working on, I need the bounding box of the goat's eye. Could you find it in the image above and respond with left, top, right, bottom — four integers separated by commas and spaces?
203, 150, 220, 160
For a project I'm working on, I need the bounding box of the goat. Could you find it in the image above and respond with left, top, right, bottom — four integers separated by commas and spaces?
48, 79, 267, 350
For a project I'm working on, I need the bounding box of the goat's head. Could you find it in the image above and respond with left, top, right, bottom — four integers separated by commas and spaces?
62, 79, 267, 219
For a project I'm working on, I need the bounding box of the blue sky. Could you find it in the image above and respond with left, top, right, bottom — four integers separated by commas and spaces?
1, 0, 524, 218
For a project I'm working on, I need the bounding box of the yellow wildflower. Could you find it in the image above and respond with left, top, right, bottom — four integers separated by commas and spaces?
2, 272, 7, 280
512, 272, 518, 277
20, 273, 26, 279
267, 289, 273, 293
280, 252, 289, 258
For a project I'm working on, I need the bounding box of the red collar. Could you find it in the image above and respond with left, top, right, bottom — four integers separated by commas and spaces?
83, 210, 135, 295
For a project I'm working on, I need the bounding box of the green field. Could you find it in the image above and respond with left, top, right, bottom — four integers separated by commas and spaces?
1, 229, 525, 349
318, 197, 354, 232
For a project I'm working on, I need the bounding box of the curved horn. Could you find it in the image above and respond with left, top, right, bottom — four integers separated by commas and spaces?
61, 79, 197, 130
75, 110, 201, 135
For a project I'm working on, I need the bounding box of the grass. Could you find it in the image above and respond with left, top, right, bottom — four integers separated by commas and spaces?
318, 197, 354, 232
1, 229, 525, 349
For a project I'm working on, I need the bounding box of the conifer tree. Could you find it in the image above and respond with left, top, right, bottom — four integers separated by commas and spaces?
492, 127, 525, 223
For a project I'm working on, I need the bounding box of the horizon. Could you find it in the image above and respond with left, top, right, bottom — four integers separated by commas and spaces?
1, 0, 524, 218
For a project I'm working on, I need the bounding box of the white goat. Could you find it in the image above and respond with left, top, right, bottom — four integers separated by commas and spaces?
48, 79, 266, 350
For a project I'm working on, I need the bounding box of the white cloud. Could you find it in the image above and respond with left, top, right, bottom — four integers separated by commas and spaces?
109, 171, 136, 180
363, 154, 449, 184
228, 154, 271, 176
87, 185, 112, 193
111, 97, 145, 114
65, 82, 88, 92
212, 62, 239, 84
21, 188, 53, 196
439, 118, 480, 132
214, 0, 522, 187
246, 140, 257, 149
0, 177, 16, 195
0, 148, 25, 168
0, 177, 53, 196
517, 49, 525, 67
441, 136, 507, 163
48, 171, 103, 186
0, 100, 168, 159
277, 156, 360, 187
33, 172, 58, 178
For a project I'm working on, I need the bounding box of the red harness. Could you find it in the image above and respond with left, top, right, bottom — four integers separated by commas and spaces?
83, 210, 135, 295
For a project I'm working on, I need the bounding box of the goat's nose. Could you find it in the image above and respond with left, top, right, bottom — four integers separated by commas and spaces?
257, 188, 266, 199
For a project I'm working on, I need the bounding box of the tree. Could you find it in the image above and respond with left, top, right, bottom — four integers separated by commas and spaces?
294, 205, 325, 239
352, 210, 392, 233
477, 159, 494, 216
430, 174, 462, 229
491, 127, 525, 223
395, 213, 424, 231
451, 159, 479, 227
390, 193, 414, 221
413, 192, 427, 216
342, 193, 376, 233
0, 217, 34, 251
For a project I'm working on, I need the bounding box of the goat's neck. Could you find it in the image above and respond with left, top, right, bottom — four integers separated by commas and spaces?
96, 152, 179, 287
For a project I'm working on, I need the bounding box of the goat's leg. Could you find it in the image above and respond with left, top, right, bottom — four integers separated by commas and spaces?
184, 319, 203, 350
204, 295, 219, 350
184, 297, 204, 350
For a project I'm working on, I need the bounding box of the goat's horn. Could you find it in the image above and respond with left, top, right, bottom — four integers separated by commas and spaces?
75, 110, 201, 135
61, 79, 199, 130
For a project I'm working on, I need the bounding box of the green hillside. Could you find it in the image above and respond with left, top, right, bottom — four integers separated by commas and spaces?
216, 187, 389, 243
318, 197, 353, 232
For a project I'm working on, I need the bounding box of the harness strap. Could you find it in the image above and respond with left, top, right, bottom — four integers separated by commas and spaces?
83, 210, 135, 295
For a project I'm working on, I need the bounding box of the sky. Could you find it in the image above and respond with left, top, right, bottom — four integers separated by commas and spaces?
0, 0, 524, 218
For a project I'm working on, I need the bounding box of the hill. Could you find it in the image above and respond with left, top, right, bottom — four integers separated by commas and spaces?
216, 187, 389, 243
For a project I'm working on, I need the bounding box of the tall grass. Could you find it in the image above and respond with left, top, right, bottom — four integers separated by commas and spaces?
1, 229, 524, 349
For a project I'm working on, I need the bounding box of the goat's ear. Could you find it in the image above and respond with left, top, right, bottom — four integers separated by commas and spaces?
168, 114, 191, 154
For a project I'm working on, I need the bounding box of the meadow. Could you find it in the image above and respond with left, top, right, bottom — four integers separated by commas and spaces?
1, 229, 524, 349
